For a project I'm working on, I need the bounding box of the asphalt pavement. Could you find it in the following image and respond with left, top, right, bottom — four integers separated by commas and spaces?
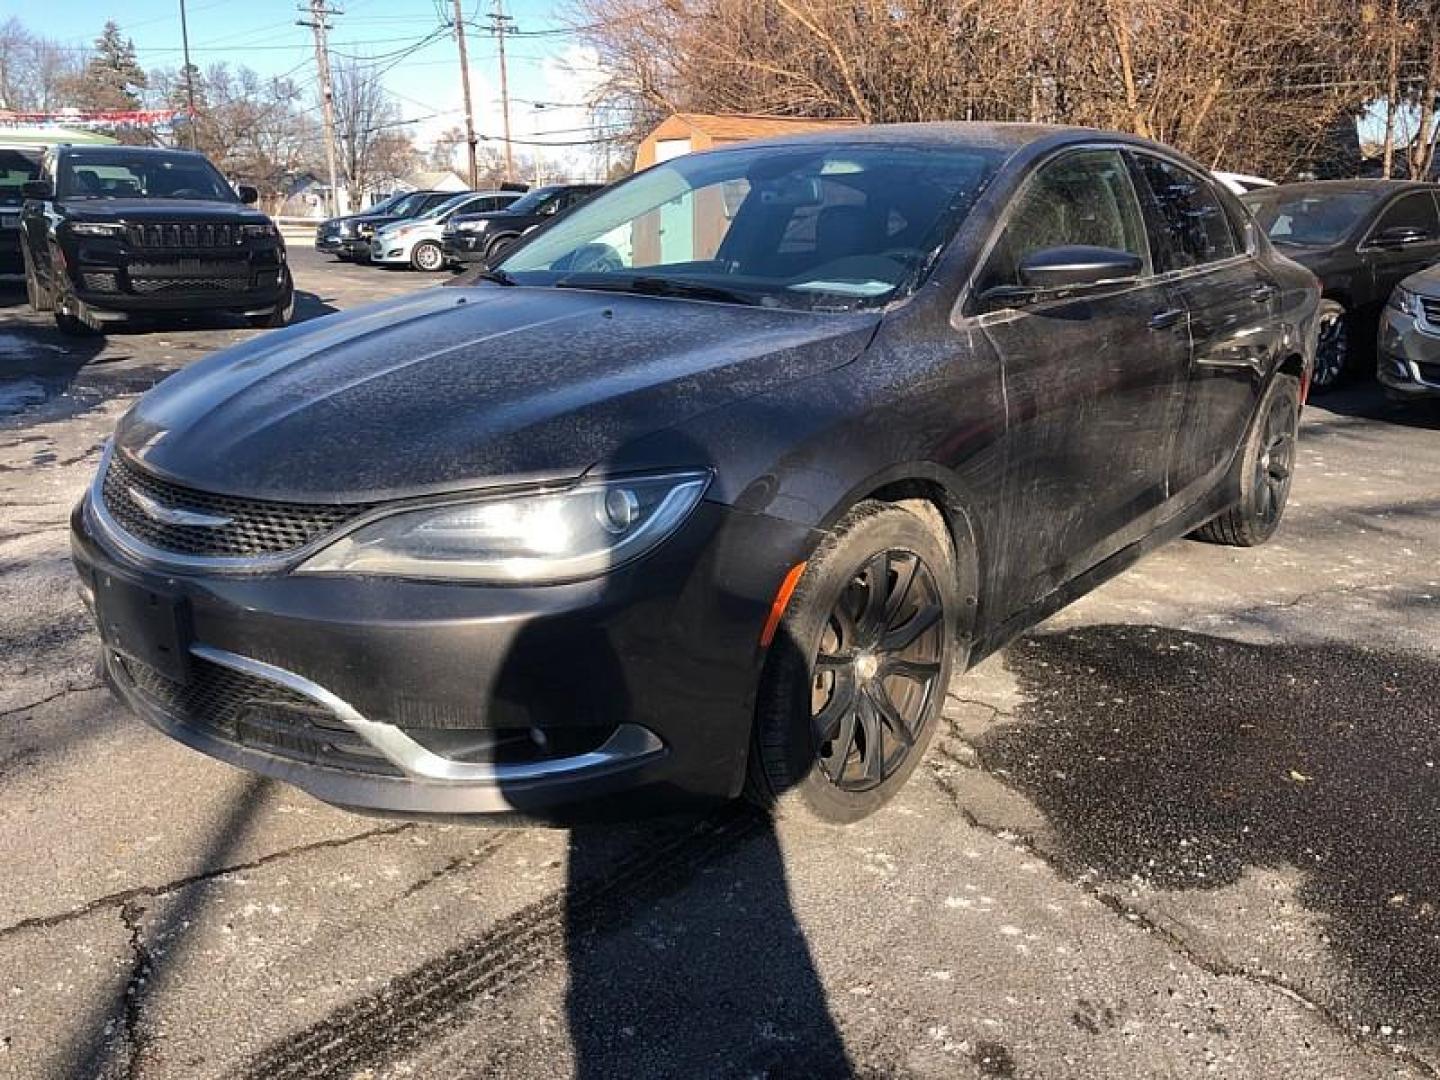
1, 248, 1438, 1079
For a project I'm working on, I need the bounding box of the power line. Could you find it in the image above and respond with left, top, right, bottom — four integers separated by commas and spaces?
297, 0, 345, 216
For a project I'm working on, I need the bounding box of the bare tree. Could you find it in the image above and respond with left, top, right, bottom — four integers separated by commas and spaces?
330, 57, 418, 198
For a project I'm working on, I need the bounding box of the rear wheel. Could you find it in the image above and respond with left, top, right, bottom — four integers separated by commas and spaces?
747, 501, 959, 823
1194, 375, 1300, 547
410, 240, 445, 272
1310, 300, 1348, 395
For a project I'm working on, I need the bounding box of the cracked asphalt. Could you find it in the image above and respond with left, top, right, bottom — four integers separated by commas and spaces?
3, 249, 1440, 1078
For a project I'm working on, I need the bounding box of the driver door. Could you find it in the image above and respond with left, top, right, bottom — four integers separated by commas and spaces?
971, 148, 1191, 611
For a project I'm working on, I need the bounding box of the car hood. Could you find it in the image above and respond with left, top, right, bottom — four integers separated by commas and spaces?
1402, 264, 1440, 297
115, 286, 880, 503
61, 199, 268, 224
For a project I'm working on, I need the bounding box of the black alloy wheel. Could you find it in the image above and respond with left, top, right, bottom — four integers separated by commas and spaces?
748, 501, 960, 823
1311, 302, 1348, 393
1193, 374, 1300, 547
812, 550, 944, 791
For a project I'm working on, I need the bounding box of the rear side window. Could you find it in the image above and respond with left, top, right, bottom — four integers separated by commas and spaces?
1368, 192, 1440, 242
1131, 154, 1237, 270
977, 149, 1149, 294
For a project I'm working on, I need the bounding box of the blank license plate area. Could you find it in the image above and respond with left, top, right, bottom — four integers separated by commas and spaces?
93, 571, 190, 681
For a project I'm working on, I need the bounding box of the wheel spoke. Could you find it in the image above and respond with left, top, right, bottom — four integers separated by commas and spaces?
825, 706, 858, 784
866, 682, 913, 748
855, 552, 891, 643
815, 652, 852, 671
813, 670, 858, 743
883, 552, 919, 623
857, 696, 884, 781
880, 657, 941, 683
881, 603, 942, 652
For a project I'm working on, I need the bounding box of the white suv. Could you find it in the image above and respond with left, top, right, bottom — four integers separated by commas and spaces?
370, 190, 521, 271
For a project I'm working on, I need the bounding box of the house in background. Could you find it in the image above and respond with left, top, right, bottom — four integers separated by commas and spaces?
630, 113, 858, 267
401, 168, 469, 194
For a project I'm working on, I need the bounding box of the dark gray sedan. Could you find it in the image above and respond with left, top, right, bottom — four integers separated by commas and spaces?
72, 123, 1319, 823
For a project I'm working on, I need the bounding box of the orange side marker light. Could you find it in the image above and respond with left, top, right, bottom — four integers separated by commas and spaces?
759, 561, 808, 649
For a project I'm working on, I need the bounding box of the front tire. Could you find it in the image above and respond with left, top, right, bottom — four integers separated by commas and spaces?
747, 501, 959, 824
485, 235, 520, 265
1310, 300, 1348, 395
1194, 375, 1299, 547
410, 240, 444, 272
249, 267, 295, 329
23, 247, 53, 312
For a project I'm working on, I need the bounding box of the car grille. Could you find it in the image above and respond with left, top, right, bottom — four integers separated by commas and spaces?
126, 222, 245, 249
101, 452, 373, 559
131, 275, 252, 294
1421, 297, 1440, 327
116, 652, 401, 776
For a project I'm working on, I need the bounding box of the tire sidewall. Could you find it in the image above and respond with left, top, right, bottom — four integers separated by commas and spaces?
1237, 376, 1300, 543
755, 504, 958, 824
1311, 300, 1347, 393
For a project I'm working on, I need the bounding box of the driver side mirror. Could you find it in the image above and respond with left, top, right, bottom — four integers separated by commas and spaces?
1370, 225, 1431, 249
1018, 245, 1144, 289
237, 184, 259, 205
21, 180, 53, 200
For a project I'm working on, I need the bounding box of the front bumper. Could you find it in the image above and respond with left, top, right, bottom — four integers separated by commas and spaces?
442, 234, 488, 265
316, 235, 370, 258
1377, 303, 1440, 399
65, 246, 288, 315
72, 492, 817, 818
369, 238, 413, 265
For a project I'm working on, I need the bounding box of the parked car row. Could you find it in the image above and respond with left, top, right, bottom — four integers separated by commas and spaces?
314, 182, 604, 273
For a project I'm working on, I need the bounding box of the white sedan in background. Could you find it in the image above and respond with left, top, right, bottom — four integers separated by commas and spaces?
370, 190, 521, 271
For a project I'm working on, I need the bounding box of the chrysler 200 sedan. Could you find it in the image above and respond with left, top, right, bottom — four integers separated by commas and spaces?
72, 124, 1319, 823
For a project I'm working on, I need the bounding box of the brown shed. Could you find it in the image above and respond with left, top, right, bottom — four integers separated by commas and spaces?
634, 113, 858, 170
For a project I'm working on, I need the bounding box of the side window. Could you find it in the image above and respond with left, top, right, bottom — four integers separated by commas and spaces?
1131, 155, 1237, 270
977, 149, 1149, 294
422, 194, 450, 213
1369, 193, 1440, 242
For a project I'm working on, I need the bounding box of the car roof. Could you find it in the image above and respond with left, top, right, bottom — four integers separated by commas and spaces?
57, 144, 209, 158
713, 120, 1088, 154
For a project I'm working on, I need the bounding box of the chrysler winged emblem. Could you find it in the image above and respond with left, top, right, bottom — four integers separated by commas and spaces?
128, 487, 233, 528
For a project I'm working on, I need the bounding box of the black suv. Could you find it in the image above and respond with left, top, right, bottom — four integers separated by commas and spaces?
315, 189, 456, 262
20, 145, 292, 334
442, 183, 602, 267
1, 144, 45, 276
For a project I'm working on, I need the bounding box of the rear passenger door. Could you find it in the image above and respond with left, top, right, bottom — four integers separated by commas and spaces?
974, 148, 1191, 611
1128, 152, 1283, 504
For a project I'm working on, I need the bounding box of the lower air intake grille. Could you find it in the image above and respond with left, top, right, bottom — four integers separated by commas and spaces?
117, 652, 401, 776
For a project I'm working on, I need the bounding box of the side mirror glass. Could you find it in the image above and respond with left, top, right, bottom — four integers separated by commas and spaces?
1017, 245, 1144, 290
237, 184, 259, 205
21, 179, 53, 200
1371, 225, 1431, 248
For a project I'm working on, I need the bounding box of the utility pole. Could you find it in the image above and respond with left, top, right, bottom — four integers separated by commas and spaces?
298, 0, 344, 216
178, 0, 197, 148
487, 1, 515, 180
451, 0, 479, 188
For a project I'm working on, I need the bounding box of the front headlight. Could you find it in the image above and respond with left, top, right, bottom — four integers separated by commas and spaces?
242, 222, 277, 239
456, 219, 489, 233
1388, 286, 1420, 318
357, 222, 375, 236
69, 222, 126, 237
297, 471, 710, 583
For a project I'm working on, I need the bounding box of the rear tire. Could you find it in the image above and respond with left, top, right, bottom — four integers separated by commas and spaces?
746, 501, 959, 824
249, 267, 295, 329
1194, 375, 1300, 547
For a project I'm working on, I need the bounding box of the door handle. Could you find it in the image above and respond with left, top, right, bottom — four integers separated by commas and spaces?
1249, 284, 1278, 303
1148, 308, 1185, 331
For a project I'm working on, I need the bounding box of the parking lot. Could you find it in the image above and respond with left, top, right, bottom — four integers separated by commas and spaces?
2, 246, 1439, 1078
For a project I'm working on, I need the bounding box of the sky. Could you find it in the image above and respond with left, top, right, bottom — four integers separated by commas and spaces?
0, 0, 612, 179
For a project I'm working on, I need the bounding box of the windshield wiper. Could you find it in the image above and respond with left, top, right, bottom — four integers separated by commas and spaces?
554, 274, 758, 306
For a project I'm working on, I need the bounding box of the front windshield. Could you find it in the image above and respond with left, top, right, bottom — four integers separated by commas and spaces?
500, 144, 1006, 310
385, 192, 429, 218
0, 148, 43, 207
1241, 189, 1375, 246
423, 193, 477, 220
504, 187, 560, 214
56, 151, 237, 202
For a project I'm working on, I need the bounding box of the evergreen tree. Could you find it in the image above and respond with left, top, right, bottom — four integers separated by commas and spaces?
77, 21, 147, 110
